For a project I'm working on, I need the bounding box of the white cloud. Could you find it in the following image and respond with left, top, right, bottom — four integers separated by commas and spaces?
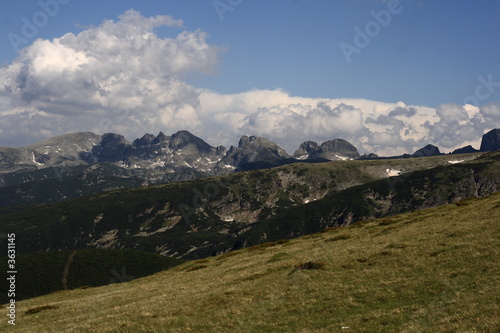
0, 10, 498, 155
199, 89, 498, 155
0, 10, 221, 146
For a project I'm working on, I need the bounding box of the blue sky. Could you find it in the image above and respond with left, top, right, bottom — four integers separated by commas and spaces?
0, 0, 499, 154
2, 0, 499, 106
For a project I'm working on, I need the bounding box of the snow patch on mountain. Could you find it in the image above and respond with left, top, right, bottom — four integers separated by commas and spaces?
386, 169, 402, 177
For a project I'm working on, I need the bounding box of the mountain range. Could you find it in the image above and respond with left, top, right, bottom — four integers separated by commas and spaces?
0, 129, 499, 313
0, 130, 360, 177
0, 129, 499, 208
1, 149, 499, 259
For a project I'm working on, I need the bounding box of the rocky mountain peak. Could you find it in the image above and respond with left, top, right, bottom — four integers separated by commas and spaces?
236, 135, 288, 155
412, 144, 441, 157
294, 138, 359, 160
132, 132, 171, 148
293, 141, 319, 159
238, 135, 258, 148
452, 145, 478, 155
3, 129, 499, 184
153, 131, 169, 144
133, 133, 156, 148
480, 129, 500, 152
222, 135, 290, 167
91, 133, 130, 162
320, 139, 360, 160
170, 130, 213, 153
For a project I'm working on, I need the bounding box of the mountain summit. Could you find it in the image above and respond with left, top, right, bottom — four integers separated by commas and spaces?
412, 144, 441, 157
222, 135, 291, 167
1, 129, 499, 198
294, 138, 360, 160
480, 129, 500, 152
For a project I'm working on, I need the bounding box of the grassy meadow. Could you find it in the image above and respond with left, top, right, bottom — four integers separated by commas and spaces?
5, 192, 500, 332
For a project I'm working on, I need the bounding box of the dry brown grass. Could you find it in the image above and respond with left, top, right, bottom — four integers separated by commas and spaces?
7, 193, 500, 332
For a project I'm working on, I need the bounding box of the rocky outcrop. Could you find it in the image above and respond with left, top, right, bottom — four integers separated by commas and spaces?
221, 135, 290, 167
89, 133, 130, 162
293, 141, 319, 160
169, 130, 213, 153
294, 139, 360, 160
480, 129, 500, 152
452, 145, 479, 155
412, 144, 441, 157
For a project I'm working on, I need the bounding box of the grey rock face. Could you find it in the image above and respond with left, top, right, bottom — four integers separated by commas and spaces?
0, 132, 101, 173
90, 133, 130, 162
413, 144, 441, 157
133, 133, 157, 147
293, 141, 319, 159
452, 145, 479, 155
169, 130, 214, 154
480, 129, 500, 152
359, 153, 379, 160
318, 139, 361, 160
220, 135, 290, 167
294, 138, 360, 160
0, 131, 295, 187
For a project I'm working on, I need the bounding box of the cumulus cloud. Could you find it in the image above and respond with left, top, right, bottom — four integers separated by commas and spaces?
423, 103, 500, 150
0, 10, 222, 146
199, 90, 499, 155
0, 10, 498, 155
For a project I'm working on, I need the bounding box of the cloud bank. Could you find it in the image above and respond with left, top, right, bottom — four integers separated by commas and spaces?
199, 90, 499, 155
1, 10, 499, 155
0, 10, 221, 146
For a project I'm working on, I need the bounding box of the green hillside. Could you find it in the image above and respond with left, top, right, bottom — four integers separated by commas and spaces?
0, 162, 206, 208
8, 192, 500, 332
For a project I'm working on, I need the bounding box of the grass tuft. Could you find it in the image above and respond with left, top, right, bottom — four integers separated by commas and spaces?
295, 261, 325, 270
247, 239, 290, 251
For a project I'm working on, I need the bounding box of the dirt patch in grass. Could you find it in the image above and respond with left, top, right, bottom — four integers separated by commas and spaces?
215, 250, 240, 261
185, 265, 208, 272
385, 243, 407, 249
26, 305, 59, 315
247, 239, 290, 251
296, 261, 325, 270
324, 234, 351, 242
290, 261, 326, 274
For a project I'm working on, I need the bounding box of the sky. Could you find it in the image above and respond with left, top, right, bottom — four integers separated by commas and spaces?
0, 0, 499, 155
